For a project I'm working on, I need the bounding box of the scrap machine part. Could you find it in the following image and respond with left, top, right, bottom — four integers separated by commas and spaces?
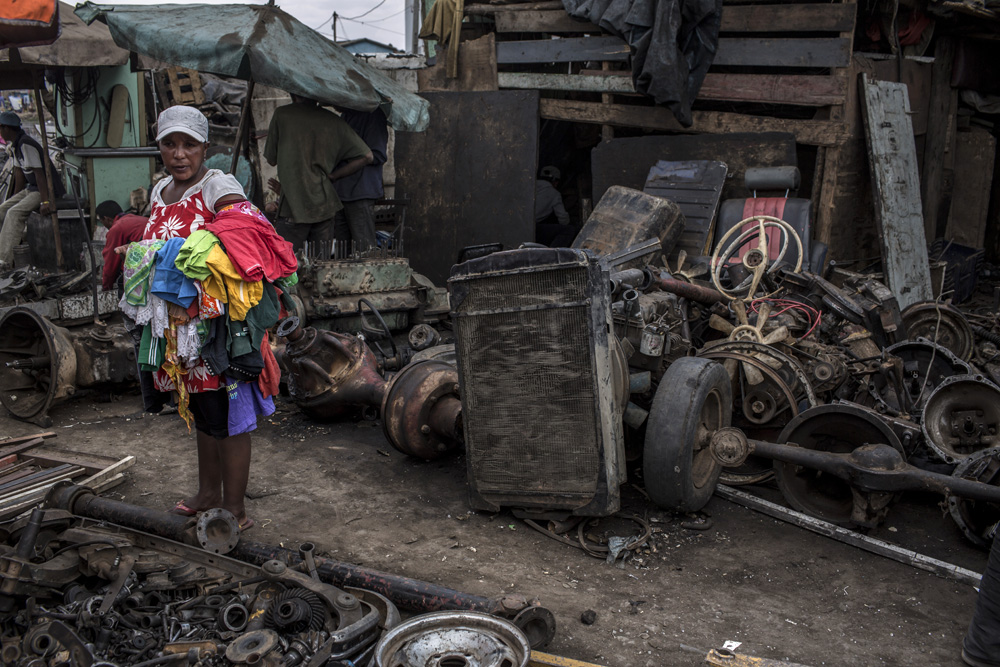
922, 374, 1000, 463
644, 357, 731, 512
195, 508, 241, 555
44, 485, 555, 648
408, 323, 441, 351
279, 322, 387, 419
699, 340, 817, 485
872, 339, 971, 415
381, 359, 463, 460
901, 301, 975, 362
0, 307, 139, 426
948, 447, 1000, 549
374, 611, 531, 667
774, 404, 905, 526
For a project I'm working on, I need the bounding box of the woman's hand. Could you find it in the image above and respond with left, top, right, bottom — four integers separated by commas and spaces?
114, 245, 130, 256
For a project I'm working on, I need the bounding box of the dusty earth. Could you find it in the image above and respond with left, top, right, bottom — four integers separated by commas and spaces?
0, 392, 989, 667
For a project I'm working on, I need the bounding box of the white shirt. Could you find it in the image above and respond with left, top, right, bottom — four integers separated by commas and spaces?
534, 179, 569, 225
12, 138, 42, 172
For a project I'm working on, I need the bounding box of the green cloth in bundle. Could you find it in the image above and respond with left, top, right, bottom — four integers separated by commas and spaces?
175, 230, 221, 281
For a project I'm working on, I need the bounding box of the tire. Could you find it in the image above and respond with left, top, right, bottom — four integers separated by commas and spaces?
643, 357, 732, 512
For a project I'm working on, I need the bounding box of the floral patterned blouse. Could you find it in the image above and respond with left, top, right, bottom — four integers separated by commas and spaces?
144, 169, 244, 393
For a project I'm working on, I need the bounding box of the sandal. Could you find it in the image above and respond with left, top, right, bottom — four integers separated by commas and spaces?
168, 501, 198, 517
239, 517, 255, 532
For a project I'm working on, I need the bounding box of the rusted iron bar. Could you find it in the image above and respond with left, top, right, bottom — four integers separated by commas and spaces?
649, 275, 725, 304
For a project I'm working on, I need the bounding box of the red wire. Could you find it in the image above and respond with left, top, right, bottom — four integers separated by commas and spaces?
749, 298, 822, 339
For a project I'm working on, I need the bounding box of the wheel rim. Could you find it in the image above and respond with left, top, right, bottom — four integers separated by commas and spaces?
691, 387, 724, 489
775, 405, 903, 524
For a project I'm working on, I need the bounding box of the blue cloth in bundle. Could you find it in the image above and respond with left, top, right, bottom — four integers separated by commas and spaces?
151, 237, 199, 307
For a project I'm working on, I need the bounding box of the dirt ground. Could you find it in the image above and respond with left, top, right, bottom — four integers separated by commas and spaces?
0, 392, 989, 667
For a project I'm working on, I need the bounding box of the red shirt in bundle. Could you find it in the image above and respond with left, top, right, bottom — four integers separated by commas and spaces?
205, 202, 297, 282
101, 213, 149, 291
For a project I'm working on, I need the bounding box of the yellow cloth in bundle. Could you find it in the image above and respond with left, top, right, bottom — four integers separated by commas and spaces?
201, 245, 262, 321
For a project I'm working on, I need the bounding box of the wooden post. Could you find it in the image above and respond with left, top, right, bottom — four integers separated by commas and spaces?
230, 78, 255, 175
32, 75, 64, 270
921, 36, 957, 241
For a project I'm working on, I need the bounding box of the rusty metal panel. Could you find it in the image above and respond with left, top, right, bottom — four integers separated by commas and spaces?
571, 186, 685, 262
643, 160, 728, 259
394, 91, 538, 285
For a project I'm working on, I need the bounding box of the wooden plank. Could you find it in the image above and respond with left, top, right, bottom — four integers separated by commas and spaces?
716, 485, 982, 586
419, 33, 498, 92
79, 456, 136, 490
945, 127, 997, 249
859, 74, 933, 308
539, 98, 846, 147
0, 467, 85, 509
0, 438, 45, 462
0, 432, 56, 447
698, 73, 847, 106
24, 449, 118, 475
466, 1, 563, 14
496, 36, 629, 64
499, 72, 636, 93
494, 10, 599, 32
530, 651, 608, 667
715, 37, 851, 68
720, 3, 856, 32
91, 473, 126, 495
921, 37, 958, 241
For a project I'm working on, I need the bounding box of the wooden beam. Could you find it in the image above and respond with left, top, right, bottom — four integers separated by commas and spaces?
25, 449, 120, 475
498, 72, 636, 93
698, 73, 847, 106
496, 36, 629, 64
921, 36, 958, 241
494, 10, 599, 32
0, 437, 46, 461
539, 98, 846, 147
0, 432, 55, 447
715, 37, 851, 68
466, 1, 566, 15
720, 3, 856, 32
79, 456, 136, 490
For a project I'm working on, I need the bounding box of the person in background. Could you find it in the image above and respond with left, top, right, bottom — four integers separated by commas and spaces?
0, 111, 64, 269
263, 94, 372, 252
963, 530, 1000, 666
534, 165, 575, 248
97, 200, 148, 292
333, 107, 388, 253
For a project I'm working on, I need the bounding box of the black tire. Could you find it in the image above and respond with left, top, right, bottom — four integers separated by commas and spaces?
643, 357, 732, 512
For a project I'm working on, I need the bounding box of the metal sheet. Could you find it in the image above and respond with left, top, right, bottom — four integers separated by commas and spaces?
395, 91, 539, 285
643, 160, 728, 259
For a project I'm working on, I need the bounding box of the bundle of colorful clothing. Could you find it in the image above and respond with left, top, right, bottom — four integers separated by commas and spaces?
120, 202, 298, 431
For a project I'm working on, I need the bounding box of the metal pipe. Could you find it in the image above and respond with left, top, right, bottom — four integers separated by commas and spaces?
750, 440, 1000, 503
650, 275, 725, 304
45, 485, 526, 617
32, 76, 64, 270
0, 507, 44, 611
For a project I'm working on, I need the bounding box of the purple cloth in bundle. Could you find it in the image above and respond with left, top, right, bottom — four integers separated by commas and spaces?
226, 377, 276, 435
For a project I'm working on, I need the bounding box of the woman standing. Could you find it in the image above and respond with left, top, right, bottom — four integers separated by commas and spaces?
144, 105, 255, 530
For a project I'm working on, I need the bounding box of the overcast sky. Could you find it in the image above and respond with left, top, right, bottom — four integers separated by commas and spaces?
108, 0, 410, 49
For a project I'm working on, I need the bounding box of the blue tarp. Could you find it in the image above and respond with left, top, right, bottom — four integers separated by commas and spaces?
75, 2, 429, 132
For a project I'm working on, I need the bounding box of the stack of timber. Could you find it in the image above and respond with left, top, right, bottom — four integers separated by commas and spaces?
474, 0, 857, 148
0, 433, 135, 521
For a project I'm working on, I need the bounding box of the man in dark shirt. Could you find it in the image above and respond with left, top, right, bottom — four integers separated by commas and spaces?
97, 200, 148, 292
333, 108, 389, 253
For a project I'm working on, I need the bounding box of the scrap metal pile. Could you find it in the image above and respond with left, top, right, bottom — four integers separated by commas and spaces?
0, 485, 549, 666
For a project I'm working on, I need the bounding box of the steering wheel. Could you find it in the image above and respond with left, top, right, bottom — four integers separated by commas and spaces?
710, 215, 803, 301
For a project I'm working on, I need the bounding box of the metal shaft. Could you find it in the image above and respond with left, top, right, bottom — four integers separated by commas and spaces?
650, 275, 725, 304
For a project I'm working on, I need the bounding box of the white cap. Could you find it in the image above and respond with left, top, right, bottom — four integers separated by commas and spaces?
156, 105, 209, 143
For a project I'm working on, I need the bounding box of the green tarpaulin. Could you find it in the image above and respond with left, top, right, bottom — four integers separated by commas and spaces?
75, 2, 429, 132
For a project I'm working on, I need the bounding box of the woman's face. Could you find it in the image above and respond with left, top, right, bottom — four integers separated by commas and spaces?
158, 132, 207, 183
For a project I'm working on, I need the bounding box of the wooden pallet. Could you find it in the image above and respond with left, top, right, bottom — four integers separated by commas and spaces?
162, 67, 206, 106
